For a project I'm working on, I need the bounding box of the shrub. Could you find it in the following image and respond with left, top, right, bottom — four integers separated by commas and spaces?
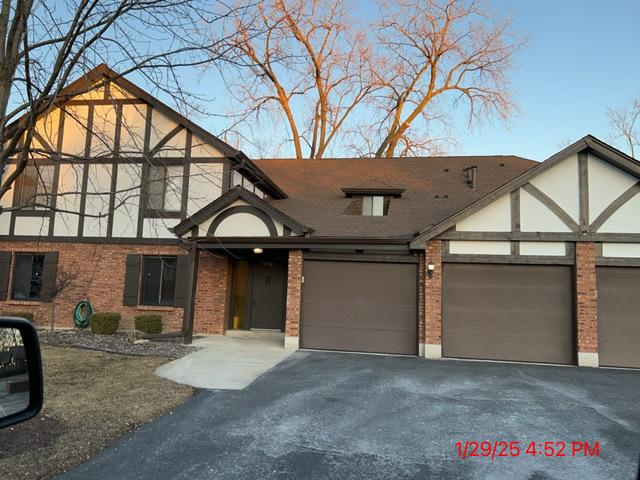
89, 312, 121, 335
135, 315, 163, 335
3, 311, 34, 322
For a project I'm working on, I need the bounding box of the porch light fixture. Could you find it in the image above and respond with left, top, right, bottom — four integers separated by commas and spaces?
427, 263, 435, 278
253, 247, 264, 254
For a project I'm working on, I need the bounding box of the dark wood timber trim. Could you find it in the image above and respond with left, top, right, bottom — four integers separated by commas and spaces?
442, 253, 574, 265
107, 104, 123, 238
221, 158, 231, 193
437, 230, 640, 242
596, 256, 640, 267
303, 252, 419, 264
510, 189, 520, 255
589, 181, 640, 232
77, 104, 94, 237
181, 132, 192, 221
0, 235, 180, 245
4, 156, 226, 165
137, 104, 153, 239
66, 98, 146, 106
578, 152, 589, 233
521, 183, 579, 232
207, 205, 278, 237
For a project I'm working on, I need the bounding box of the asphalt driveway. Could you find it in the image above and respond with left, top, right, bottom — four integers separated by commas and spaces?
58, 352, 640, 480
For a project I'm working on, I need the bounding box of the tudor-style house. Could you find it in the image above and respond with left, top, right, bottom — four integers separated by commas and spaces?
1, 65, 639, 369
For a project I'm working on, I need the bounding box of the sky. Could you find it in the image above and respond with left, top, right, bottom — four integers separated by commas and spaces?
134, 0, 640, 161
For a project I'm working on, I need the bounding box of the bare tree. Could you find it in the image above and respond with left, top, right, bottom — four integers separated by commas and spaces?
48, 266, 80, 332
0, 0, 246, 202
607, 97, 640, 159
219, 0, 524, 158
220, 0, 376, 159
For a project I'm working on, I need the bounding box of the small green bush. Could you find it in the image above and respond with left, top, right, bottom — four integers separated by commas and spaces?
135, 315, 163, 335
89, 312, 121, 335
3, 311, 34, 322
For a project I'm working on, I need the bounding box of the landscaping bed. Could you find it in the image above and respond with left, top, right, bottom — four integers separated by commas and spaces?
0, 346, 194, 479
39, 329, 197, 358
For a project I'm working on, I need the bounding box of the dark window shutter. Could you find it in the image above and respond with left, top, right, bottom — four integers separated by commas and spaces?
40, 252, 59, 302
123, 254, 141, 306
173, 255, 189, 308
0, 252, 11, 301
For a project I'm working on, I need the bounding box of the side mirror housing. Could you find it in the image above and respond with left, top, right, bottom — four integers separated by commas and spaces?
0, 317, 43, 429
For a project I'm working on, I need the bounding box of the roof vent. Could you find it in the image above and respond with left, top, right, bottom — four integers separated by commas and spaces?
463, 165, 478, 189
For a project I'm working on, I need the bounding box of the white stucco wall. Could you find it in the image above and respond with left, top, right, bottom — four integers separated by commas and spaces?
520, 188, 572, 233
187, 163, 224, 215
143, 218, 177, 238
14, 216, 49, 236
448, 241, 511, 255
456, 194, 511, 232
519, 242, 566, 256
112, 163, 141, 238
598, 193, 640, 233
0, 164, 15, 235
214, 212, 271, 237
53, 163, 83, 236
602, 243, 640, 258
529, 155, 579, 222
588, 154, 638, 223
83, 163, 112, 236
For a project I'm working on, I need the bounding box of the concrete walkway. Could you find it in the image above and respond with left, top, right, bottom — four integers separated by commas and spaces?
155, 330, 293, 390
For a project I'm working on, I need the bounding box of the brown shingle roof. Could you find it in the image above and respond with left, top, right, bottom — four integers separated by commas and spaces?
252, 155, 537, 238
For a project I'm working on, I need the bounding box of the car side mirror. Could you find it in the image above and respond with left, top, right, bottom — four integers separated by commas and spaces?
0, 317, 43, 429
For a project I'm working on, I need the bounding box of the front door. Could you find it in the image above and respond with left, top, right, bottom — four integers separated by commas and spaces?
249, 258, 286, 330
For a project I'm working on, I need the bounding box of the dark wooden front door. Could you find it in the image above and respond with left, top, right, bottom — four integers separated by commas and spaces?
249, 258, 286, 330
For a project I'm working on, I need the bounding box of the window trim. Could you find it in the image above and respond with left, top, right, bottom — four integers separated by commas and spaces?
139, 255, 178, 307
11, 253, 46, 301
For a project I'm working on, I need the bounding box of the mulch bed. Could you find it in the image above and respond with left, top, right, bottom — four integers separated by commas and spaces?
38, 329, 197, 358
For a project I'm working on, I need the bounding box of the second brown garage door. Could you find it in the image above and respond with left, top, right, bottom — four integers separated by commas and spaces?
597, 267, 640, 368
301, 260, 417, 355
442, 263, 574, 364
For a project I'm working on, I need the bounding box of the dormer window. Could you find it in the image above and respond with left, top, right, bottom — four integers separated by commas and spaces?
362, 195, 384, 216
341, 180, 404, 217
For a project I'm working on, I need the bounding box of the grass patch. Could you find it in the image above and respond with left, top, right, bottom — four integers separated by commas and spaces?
0, 346, 193, 479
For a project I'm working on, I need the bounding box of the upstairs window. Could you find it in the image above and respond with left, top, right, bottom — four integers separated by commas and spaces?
145, 165, 182, 214
140, 256, 177, 306
362, 195, 385, 216
14, 165, 54, 210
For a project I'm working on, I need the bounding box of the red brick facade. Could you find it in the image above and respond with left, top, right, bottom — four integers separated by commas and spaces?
424, 240, 443, 347
284, 250, 303, 339
0, 241, 186, 331
575, 242, 598, 353
417, 252, 425, 346
193, 251, 231, 334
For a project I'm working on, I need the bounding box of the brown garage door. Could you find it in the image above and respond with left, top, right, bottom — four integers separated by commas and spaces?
597, 267, 640, 368
301, 260, 417, 355
442, 263, 574, 364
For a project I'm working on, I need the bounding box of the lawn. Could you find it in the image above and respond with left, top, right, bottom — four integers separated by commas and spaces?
0, 345, 193, 479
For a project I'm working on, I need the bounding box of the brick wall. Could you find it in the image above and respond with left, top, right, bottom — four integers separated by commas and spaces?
424, 240, 442, 347
417, 252, 425, 346
193, 251, 231, 334
0, 241, 186, 331
575, 242, 598, 353
284, 250, 302, 340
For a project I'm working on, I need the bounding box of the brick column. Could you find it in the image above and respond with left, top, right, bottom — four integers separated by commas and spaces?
193, 253, 231, 334
575, 242, 599, 367
284, 250, 303, 350
424, 240, 443, 358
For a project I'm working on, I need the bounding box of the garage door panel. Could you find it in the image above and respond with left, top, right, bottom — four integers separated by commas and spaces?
597, 267, 640, 368
443, 263, 574, 365
301, 325, 416, 355
301, 260, 417, 355
302, 282, 416, 307
302, 304, 416, 332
